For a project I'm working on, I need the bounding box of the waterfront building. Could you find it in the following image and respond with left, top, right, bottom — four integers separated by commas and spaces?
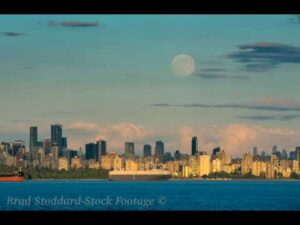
211, 158, 221, 173
218, 150, 230, 171
125, 159, 138, 171
199, 154, 210, 177
51, 144, 59, 170
101, 154, 115, 170
292, 160, 299, 173
189, 155, 199, 177
241, 153, 253, 175
252, 161, 267, 177
71, 156, 83, 169
58, 157, 69, 171
191, 136, 198, 156
87, 159, 100, 169
113, 154, 124, 170
266, 161, 276, 179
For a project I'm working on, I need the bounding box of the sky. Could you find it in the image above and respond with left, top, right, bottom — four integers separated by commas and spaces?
0, 15, 300, 157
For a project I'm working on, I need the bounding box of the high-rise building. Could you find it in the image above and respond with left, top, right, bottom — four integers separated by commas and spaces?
51, 144, 59, 169
96, 139, 107, 160
290, 151, 296, 160
62, 137, 67, 149
85, 143, 97, 160
43, 139, 52, 155
253, 146, 258, 156
282, 149, 288, 159
218, 150, 230, 170
199, 154, 210, 176
295, 146, 300, 170
261, 151, 266, 158
272, 145, 278, 154
252, 161, 267, 177
241, 153, 253, 175
191, 136, 198, 156
164, 152, 172, 162
155, 140, 164, 162
212, 147, 221, 160
174, 150, 181, 160
51, 124, 62, 147
29, 126, 38, 152
125, 142, 135, 157
143, 144, 152, 158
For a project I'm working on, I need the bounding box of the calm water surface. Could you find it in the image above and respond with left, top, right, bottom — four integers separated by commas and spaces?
0, 180, 300, 210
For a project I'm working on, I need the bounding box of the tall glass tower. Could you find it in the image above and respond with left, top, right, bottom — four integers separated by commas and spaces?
29, 126, 38, 152
191, 136, 198, 156
51, 124, 62, 147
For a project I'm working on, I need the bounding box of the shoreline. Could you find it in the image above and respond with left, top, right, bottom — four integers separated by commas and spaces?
20, 178, 300, 181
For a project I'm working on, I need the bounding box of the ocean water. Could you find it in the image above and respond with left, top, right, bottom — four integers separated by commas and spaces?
0, 180, 300, 211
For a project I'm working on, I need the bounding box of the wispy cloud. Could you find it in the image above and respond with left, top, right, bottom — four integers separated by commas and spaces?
151, 97, 300, 112
1, 31, 25, 37
194, 73, 247, 80
48, 21, 100, 28
237, 114, 300, 121
227, 42, 300, 72
194, 68, 247, 80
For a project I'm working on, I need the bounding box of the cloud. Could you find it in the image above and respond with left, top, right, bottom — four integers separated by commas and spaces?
194, 73, 247, 80
178, 124, 300, 156
48, 21, 99, 27
199, 68, 226, 73
227, 42, 300, 72
151, 97, 300, 112
237, 114, 300, 121
1, 32, 25, 37
193, 68, 247, 80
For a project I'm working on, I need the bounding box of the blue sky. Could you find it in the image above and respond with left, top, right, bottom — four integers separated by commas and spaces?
1, 15, 300, 156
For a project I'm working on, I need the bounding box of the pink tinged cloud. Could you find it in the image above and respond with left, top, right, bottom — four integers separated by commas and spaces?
65, 121, 300, 156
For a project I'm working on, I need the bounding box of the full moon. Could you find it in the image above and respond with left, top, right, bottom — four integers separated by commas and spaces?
171, 54, 196, 77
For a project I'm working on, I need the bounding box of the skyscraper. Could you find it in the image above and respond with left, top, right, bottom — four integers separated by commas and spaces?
191, 136, 198, 156
62, 137, 68, 149
43, 139, 52, 155
143, 144, 152, 158
282, 149, 288, 159
125, 142, 135, 157
85, 143, 97, 160
51, 143, 59, 170
29, 126, 38, 152
272, 145, 278, 154
199, 154, 211, 176
174, 150, 181, 160
253, 146, 258, 156
241, 153, 253, 175
51, 124, 62, 147
296, 146, 300, 170
212, 147, 221, 160
155, 140, 164, 162
96, 139, 107, 161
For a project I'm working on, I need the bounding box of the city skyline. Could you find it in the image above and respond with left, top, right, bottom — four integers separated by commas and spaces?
1, 15, 300, 156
